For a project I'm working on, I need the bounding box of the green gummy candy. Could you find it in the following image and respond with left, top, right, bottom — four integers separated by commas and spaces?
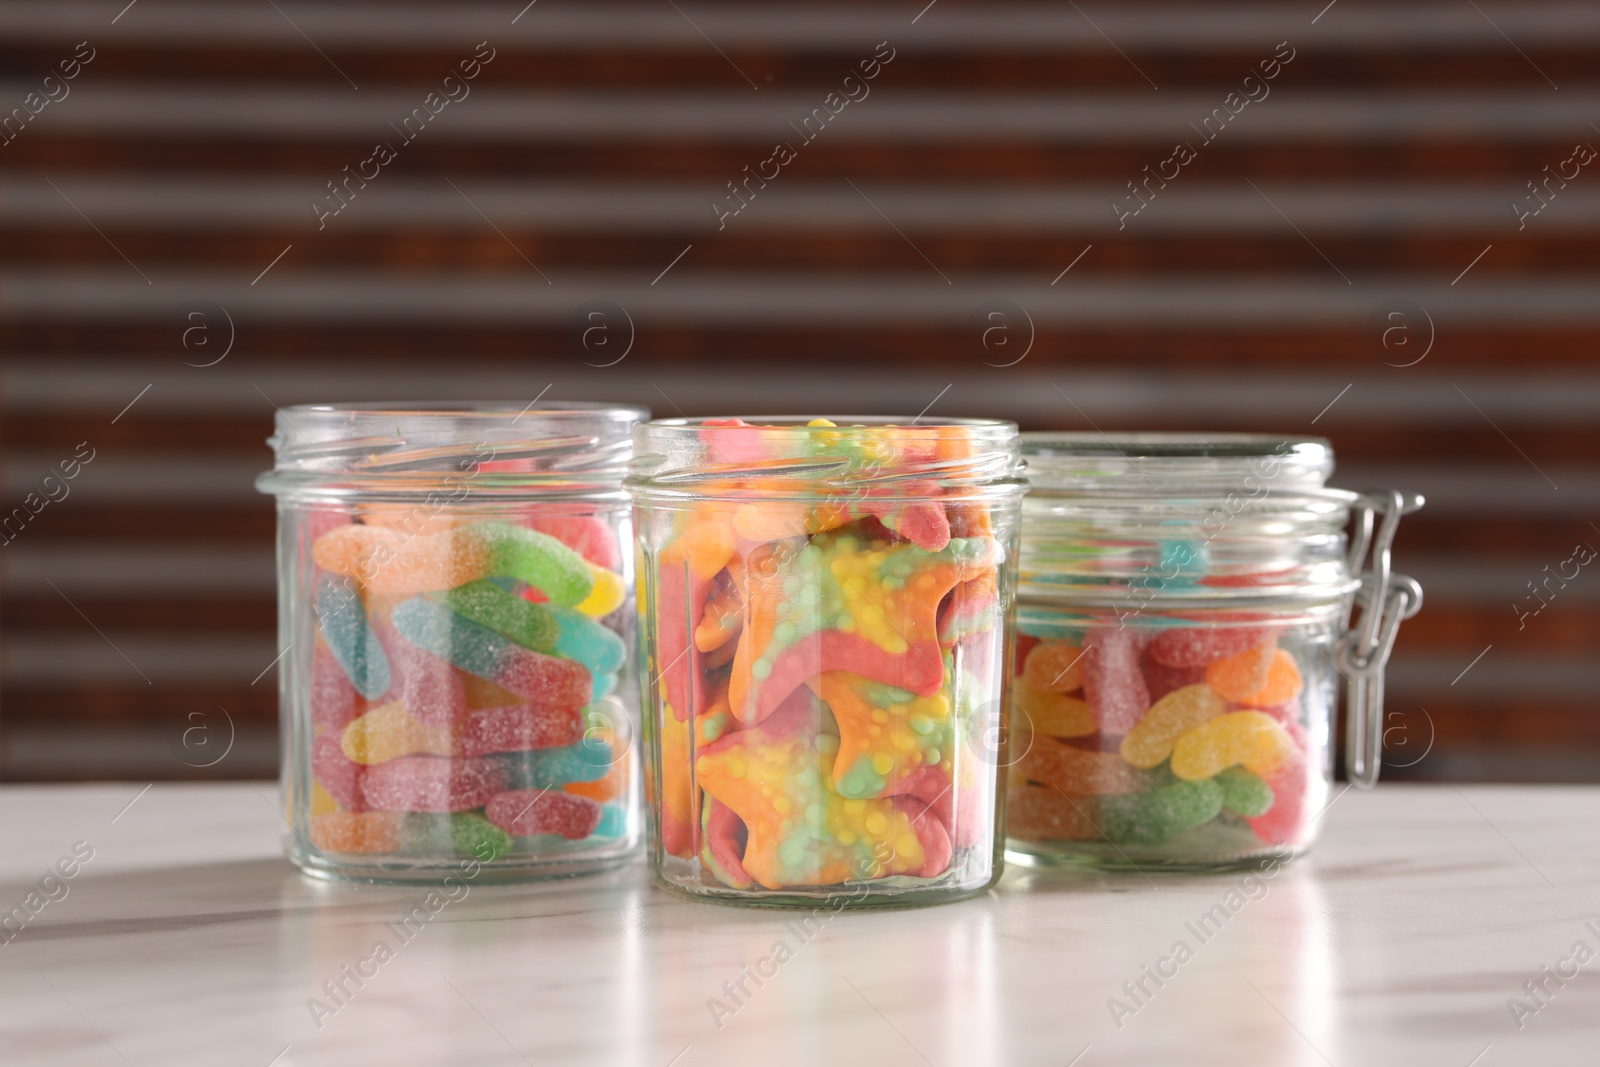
1216, 767, 1274, 817
480, 523, 593, 607
436, 580, 559, 652
451, 812, 513, 862
1099, 779, 1224, 845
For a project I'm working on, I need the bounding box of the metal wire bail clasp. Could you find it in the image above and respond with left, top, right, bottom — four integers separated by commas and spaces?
1336, 487, 1425, 788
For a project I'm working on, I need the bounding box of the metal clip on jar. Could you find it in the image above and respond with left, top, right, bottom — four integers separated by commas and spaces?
256, 402, 648, 883
629, 417, 1025, 906
1006, 433, 1422, 871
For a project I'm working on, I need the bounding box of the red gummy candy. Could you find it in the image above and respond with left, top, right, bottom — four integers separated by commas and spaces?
892, 795, 953, 878
311, 643, 359, 730
361, 756, 508, 813
704, 798, 753, 885
312, 733, 365, 811
860, 497, 951, 552
486, 789, 602, 838
392, 642, 466, 728
893, 764, 984, 850
494, 648, 591, 712
1141, 653, 1205, 703
524, 514, 620, 570
459, 704, 585, 757
1148, 625, 1273, 668
1247, 749, 1309, 846
1015, 634, 1041, 675
1082, 628, 1150, 735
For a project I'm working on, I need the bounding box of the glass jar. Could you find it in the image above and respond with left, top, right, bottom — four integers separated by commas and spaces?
1006, 433, 1421, 871
256, 402, 648, 883
629, 417, 1025, 906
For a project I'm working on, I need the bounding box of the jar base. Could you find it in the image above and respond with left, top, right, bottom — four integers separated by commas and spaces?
651, 864, 1000, 909
290, 843, 640, 885
1005, 839, 1305, 874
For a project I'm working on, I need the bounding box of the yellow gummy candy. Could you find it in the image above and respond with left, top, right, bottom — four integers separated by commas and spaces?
1119, 684, 1229, 769
1169, 711, 1294, 781
574, 563, 625, 617
1013, 676, 1095, 738
341, 701, 455, 764
310, 782, 340, 816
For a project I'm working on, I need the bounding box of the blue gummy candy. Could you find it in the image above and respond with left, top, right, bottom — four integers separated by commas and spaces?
316, 576, 390, 699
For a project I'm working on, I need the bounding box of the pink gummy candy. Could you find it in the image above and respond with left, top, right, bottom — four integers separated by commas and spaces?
494, 648, 591, 712
392, 642, 466, 728
360, 756, 508, 813
892, 796, 953, 878
459, 705, 585, 758
1247, 748, 1309, 845
311, 643, 359, 730
524, 513, 620, 570
1148, 625, 1273, 668
486, 789, 602, 838
312, 733, 365, 811
1083, 628, 1150, 735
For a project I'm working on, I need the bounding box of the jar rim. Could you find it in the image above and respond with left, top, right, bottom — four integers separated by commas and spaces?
1021, 431, 1333, 494
1022, 431, 1331, 462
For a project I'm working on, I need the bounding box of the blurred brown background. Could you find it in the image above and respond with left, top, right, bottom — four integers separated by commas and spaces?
1, 0, 1596, 782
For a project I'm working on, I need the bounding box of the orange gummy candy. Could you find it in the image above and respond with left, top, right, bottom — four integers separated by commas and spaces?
1018, 739, 1144, 796
1204, 641, 1279, 702
309, 811, 405, 853
1022, 641, 1084, 694
1233, 649, 1304, 708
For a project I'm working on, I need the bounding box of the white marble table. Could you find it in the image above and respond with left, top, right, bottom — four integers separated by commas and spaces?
0, 783, 1593, 1066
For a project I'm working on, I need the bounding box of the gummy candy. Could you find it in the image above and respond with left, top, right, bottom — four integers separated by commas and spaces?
439, 580, 559, 653
390, 641, 466, 729
316, 576, 391, 700
1230, 649, 1304, 708
309, 811, 406, 853
1216, 766, 1274, 817
1021, 641, 1083, 693
1017, 738, 1145, 796
549, 605, 627, 677
459, 704, 585, 757
341, 701, 454, 764
1098, 778, 1223, 846
1081, 628, 1149, 735
311, 641, 360, 729
361, 755, 509, 813
1169, 710, 1295, 781
1006, 784, 1097, 841
313, 732, 366, 811
486, 789, 603, 839
392, 596, 591, 712
1118, 684, 1228, 770
1013, 677, 1095, 738
489, 741, 612, 790
1203, 642, 1279, 703
1148, 625, 1271, 668
402, 811, 514, 861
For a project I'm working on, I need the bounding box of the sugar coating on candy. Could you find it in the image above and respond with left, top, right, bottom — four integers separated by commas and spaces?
480, 522, 595, 607
309, 811, 406, 853
1148, 625, 1272, 668
524, 513, 621, 570
316, 576, 391, 700
548, 606, 627, 676
1204, 642, 1279, 702
1098, 779, 1223, 846
392, 596, 591, 712
813, 671, 952, 800
311, 641, 360, 730
728, 530, 998, 724
1022, 641, 1084, 694
1230, 649, 1304, 708
459, 704, 585, 757
313, 524, 493, 595
399, 812, 513, 860
361, 755, 508, 813
437, 580, 559, 652
1170, 711, 1295, 781
692, 693, 932, 888
489, 740, 612, 789
1018, 738, 1146, 796
486, 788, 603, 839
574, 564, 626, 618
341, 701, 455, 764
1082, 628, 1150, 735
1118, 684, 1229, 770
313, 733, 367, 810
1013, 677, 1095, 738
1006, 784, 1098, 841
1216, 767, 1274, 817
390, 642, 466, 728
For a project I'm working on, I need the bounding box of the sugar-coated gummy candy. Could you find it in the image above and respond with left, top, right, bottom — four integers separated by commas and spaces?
1012, 677, 1095, 738
488, 740, 612, 789
311, 641, 360, 729
391, 642, 466, 728
565, 757, 628, 803
392, 596, 591, 712
1247, 748, 1308, 845
1141, 655, 1205, 703
459, 704, 585, 757
403, 811, 514, 861
1082, 628, 1149, 735
486, 788, 603, 839
309, 811, 406, 853
1148, 625, 1272, 668
481, 522, 595, 607
548, 606, 627, 676
1118, 684, 1228, 769
1098, 778, 1224, 846
1022, 641, 1084, 693
342, 701, 455, 764
437, 580, 559, 652
1216, 767, 1274, 817
524, 513, 621, 570
1204, 642, 1279, 702
313, 524, 492, 595
592, 804, 628, 839
1018, 738, 1145, 796
313, 732, 366, 810
361, 755, 509, 813
574, 564, 626, 618
1230, 649, 1304, 708
1170, 710, 1295, 781
316, 576, 391, 700
1006, 784, 1098, 841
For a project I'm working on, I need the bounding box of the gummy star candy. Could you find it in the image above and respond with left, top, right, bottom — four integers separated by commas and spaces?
654, 512, 737, 721
811, 671, 953, 800
727, 528, 1000, 726
693, 690, 935, 889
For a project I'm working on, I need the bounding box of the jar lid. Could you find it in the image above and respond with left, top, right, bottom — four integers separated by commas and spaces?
629, 416, 1023, 497
1022, 432, 1334, 493
256, 401, 648, 499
